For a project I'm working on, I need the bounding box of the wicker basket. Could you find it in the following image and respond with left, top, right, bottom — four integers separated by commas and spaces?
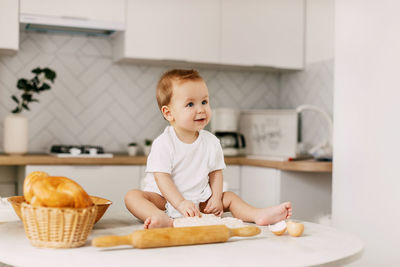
8, 196, 111, 224
20, 202, 98, 248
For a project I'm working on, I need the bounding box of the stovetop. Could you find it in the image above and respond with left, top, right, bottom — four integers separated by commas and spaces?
50, 145, 113, 158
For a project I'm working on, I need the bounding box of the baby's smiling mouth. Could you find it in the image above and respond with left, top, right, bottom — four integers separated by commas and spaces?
195, 118, 206, 122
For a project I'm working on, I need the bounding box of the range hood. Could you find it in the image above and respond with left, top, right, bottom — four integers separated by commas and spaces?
20, 14, 125, 37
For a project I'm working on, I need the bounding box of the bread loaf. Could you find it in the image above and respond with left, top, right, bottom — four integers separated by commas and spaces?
23, 171, 93, 208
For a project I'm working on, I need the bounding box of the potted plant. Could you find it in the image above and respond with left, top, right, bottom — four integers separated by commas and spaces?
143, 139, 153, 156
127, 142, 138, 156
3, 67, 56, 154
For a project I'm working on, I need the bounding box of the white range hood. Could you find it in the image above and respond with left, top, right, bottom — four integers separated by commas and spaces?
20, 14, 125, 36
19, 0, 125, 37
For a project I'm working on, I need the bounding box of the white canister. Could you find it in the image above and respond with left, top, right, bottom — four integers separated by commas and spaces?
210, 108, 240, 133
3, 114, 28, 154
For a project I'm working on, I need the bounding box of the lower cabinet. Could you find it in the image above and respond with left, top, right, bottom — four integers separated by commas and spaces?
240, 166, 281, 208
240, 166, 332, 223
19, 165, 141, 219
223, 165, 241, 196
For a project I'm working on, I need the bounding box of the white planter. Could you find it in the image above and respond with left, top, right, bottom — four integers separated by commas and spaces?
127, 146, 138, 156
3, 114, 28, 154
144, 145, 151, 156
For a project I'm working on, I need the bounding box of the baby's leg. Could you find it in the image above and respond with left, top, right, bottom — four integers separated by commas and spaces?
221, 191, 292, 225
124, 189, 173, 229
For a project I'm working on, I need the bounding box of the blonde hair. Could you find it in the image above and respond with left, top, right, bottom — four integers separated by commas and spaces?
156, 69, 203, 109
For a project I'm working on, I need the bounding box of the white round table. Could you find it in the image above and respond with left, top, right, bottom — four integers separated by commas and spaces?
0, 217, 362, 267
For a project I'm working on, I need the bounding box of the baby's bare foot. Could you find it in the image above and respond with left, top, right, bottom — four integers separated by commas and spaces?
255, 202, 292, 226
144, 214, 173, 229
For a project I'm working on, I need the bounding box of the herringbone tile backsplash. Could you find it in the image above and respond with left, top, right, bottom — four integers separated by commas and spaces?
0, 32, 332, 153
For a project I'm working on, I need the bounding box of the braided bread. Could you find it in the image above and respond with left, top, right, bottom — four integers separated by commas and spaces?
23, 171, 93, 208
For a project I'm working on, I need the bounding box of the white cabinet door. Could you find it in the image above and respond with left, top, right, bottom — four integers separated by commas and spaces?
114, 0, 220, 63
22, 166, 140, 219
223, 165, 240, 196
240, 166, 281, 208
20, 0, 125, 25
221, 0, 304, 69
0, 0, 19, 54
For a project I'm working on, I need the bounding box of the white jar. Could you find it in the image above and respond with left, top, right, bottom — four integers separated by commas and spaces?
3, 114, 28, 154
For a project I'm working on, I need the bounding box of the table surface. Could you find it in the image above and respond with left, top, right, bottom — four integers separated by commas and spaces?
0, 215, 362, 267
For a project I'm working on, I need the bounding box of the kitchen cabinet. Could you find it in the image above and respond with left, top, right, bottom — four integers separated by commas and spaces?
19, 165, 141, 219
115, 0, 304, 69
20, 0, 125, 27
223, 165, 240, 195
114, 0, 220, 64
221, 0, 304, 69
240, 166, 331, 222
0, 0, 19, 54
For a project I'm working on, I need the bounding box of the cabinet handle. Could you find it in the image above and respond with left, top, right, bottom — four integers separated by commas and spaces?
60, 16, 89, 21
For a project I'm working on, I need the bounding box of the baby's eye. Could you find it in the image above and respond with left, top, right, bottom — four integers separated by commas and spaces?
202, 100, 208, 105
186, 102, 194, 107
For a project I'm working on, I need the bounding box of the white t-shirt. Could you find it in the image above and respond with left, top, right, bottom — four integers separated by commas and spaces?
144, 126, 226, 217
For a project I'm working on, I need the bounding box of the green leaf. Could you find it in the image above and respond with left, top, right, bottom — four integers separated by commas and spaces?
32, 67, 42, 74
22, 103, 30, 111
39, 83, 51, 91
17, 79, 29, 90
44, 68, 56, 82
22, 93, 32, 101
11, 95, 19, 104
11, 107, 20, 114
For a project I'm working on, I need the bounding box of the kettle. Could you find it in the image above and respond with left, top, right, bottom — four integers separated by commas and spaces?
215, 131, 246, 156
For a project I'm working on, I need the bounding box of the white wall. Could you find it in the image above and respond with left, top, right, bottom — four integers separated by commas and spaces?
333, 0, 400, 266
305, 0, 334, 64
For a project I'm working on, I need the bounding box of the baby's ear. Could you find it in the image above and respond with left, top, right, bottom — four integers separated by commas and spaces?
161, 105, 173, 122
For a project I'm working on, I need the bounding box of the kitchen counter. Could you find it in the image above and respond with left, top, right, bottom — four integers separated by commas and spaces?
0, 216, 362, 267
0, 154, 332, 173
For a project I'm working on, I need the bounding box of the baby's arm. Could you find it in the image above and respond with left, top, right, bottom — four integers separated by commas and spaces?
204, 170, 224, 216
154, 172, 201, 217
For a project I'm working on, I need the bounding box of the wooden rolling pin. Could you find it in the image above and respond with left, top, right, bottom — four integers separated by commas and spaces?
92, 225, 261, 249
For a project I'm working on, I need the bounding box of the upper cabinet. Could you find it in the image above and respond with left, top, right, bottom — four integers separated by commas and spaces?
116, 0, 304, 70
0, 0, 19, 55
114, 0, 220, 64
221, 0, 304, 69
20, 0, 125, 26
19, 0, 125, 33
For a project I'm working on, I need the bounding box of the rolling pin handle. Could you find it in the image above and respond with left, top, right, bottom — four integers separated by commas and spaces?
92, 234, 132, 247
230, 226, 261, 237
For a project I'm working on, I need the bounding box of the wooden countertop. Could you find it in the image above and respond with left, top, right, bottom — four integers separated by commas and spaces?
0, 154, 332, 173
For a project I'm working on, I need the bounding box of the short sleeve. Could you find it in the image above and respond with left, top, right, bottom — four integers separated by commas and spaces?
208, 135, 226, 172
145, 136, 173, 174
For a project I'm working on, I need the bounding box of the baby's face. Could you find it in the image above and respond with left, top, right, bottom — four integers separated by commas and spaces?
167, 79, 211, 134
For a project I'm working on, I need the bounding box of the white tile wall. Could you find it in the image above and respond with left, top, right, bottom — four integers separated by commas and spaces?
280, 59, 334, 148
0, 32, 281, 153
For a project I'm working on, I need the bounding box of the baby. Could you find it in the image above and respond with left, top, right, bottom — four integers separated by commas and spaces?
124, 69, 292, 229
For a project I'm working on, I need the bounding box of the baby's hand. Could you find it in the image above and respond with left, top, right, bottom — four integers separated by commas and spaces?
203, 196, 223, 216
177, 200, 201, 217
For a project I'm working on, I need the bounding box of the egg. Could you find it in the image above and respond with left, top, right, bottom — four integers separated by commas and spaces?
268, 220, 287, 236
287, 221, 304, 237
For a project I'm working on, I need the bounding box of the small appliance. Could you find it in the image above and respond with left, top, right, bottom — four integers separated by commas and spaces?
214, 132, 246, 156
239, 105, 333, 161
211, 108, 246, 156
